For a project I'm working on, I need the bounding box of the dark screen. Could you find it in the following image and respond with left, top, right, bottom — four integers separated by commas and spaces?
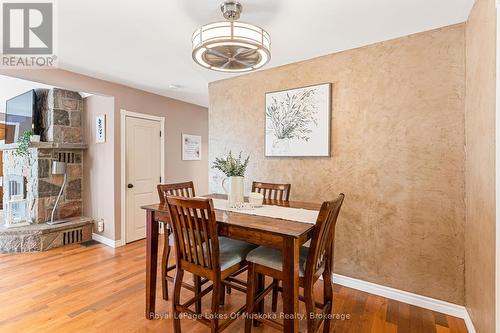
5, 90, 35, 144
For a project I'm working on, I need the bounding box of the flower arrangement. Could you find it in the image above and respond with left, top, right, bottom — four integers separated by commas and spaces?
212, 151, 250, 177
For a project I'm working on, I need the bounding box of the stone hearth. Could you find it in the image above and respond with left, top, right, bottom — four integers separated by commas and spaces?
0, 217, 93, 252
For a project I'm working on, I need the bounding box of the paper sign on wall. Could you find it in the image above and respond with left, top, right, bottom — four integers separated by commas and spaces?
96, 115, 106, 143
182, 134, 201, 161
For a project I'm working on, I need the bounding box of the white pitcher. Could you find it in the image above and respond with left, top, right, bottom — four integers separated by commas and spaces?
222, 176, 244, 207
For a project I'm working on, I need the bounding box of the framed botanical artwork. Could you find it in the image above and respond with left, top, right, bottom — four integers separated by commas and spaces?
265, 83, 331, 157
182, 134, 201, 161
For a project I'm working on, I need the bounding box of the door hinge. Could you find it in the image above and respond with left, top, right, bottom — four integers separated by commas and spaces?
160, 176, 162, 182
159, 131, 162, 137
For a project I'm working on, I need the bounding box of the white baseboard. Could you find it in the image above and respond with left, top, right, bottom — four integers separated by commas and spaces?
333, 274, 476, 333
92, 233, 125, 248
462, 310, 477, 333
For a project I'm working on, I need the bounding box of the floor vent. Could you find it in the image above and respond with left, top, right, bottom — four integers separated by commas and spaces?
63, 228, 83, 245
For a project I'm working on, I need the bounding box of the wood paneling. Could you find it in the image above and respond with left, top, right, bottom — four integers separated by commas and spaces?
0, 239, 467, 332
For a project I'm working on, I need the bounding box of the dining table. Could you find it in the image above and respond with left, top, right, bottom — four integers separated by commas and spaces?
141, 193, 322, 333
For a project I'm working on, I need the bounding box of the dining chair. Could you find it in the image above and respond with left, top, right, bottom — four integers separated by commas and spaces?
158, 181, 247, 307
166, 196, 257, 333
251, 181, 291, 201
244, 193, 345, 333
157, 182, 199, 303
251, 181, 291, 311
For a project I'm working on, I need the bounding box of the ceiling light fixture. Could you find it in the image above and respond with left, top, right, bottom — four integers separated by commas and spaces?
191, 1, 271, 73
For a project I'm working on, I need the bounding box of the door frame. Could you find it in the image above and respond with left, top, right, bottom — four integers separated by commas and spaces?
120, 109, 165, 244
496, 0, 500, 330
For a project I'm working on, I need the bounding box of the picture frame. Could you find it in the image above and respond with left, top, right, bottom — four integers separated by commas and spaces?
182, 134, 201, 161
265, 83, 331, 157
96, 115, 106, 143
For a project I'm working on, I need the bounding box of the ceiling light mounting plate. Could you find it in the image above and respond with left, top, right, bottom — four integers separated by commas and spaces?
221, 1, 242, 21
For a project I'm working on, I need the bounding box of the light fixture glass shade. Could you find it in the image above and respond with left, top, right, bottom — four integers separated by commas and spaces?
192, 21, 271, 72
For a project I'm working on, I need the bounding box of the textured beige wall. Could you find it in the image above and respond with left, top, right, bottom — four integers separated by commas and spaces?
209, 24, 466, 304
465, 0, 496, 331
0, 69, 209, 241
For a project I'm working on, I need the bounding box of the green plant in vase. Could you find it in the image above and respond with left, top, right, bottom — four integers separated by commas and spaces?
14, 130, 33, 157
212, 151, 250, 177
212, 151, 249, 206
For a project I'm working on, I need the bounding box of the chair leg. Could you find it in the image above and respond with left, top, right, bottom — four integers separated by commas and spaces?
161, 236, 171, 301
304, 284, 316, 333
271, 278, 279, 312
219, 283, 226, 306
254, 273, 265, 327
172, 268, 184, 333
245, 263, 257, 333
194, 275, 202, 314
211, 279, 221, 333
323, 271, 334, 333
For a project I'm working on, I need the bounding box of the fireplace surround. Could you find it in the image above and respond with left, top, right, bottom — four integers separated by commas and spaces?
0, 88, 93, 252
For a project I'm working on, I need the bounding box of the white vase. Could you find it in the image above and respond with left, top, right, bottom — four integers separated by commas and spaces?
222, 176, 244, 207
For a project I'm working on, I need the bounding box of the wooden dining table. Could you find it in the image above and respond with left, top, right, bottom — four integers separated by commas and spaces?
141, 193, 321, 333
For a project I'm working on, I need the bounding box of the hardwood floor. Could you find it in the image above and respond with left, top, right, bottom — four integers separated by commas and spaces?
0, 238, 468, 333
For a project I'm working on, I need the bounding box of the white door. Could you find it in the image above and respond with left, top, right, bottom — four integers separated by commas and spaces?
125, 116, 162, 243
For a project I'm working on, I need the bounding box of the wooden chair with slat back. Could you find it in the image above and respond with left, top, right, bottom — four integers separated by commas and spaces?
158, 181, 236, 308
158, 181, 196, 203
251, 181, 291, 201
166, 196, 256, 333
157, 182, 199, 305
251, 181, 291, 311
244, 193, 345, 333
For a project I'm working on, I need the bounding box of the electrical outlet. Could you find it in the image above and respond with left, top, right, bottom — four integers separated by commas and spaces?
97, 219, 104, 233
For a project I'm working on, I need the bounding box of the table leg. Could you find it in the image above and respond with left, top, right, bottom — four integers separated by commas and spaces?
146, 210, 159, 319
282, 237, 300, 333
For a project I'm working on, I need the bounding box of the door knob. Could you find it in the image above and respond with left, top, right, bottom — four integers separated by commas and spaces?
127, 184, 134, 188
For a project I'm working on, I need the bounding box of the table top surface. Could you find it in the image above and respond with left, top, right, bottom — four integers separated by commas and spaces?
141, 193, 321, 238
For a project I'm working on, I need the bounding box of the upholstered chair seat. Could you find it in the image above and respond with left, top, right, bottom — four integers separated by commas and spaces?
168, 231, 206, 246
246, 246, 317, 278
168, 234, 254, 270
218, 237, 257, 270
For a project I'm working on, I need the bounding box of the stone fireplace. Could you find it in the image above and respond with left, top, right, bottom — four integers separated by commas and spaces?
0, 88, 93, 252
3, 147, 83, 224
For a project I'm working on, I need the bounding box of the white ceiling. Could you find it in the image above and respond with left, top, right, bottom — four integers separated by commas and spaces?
0, 75, 53, 113
57, 0, 474, 107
